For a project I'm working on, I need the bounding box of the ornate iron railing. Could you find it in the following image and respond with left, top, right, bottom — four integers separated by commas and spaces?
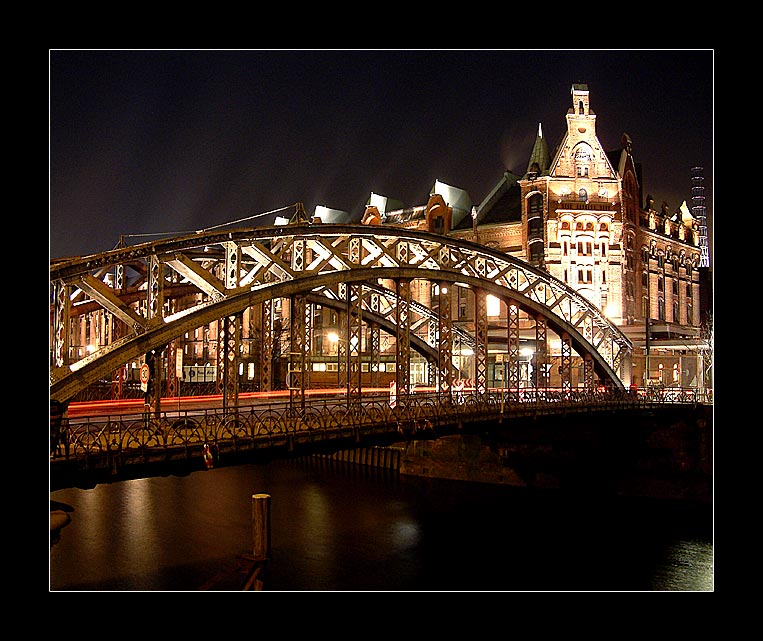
51, 388, 705, 483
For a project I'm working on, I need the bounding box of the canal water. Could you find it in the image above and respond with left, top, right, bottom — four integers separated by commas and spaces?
49, 458, 713, 591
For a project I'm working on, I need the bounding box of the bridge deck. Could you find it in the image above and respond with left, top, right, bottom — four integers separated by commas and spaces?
50, 389, 706, 490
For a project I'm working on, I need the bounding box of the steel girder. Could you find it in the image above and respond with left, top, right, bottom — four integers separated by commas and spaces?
50, 224, 632, 402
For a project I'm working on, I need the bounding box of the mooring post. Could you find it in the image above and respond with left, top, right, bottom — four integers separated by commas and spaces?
251, 493, 271, 561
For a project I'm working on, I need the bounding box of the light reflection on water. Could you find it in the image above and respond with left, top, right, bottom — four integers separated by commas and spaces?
50, 459, 712, 591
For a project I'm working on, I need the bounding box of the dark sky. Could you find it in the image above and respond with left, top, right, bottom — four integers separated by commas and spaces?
49, 49, 713, 260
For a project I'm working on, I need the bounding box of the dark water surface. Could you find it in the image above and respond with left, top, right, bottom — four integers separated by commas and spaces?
50, 459, 713, 591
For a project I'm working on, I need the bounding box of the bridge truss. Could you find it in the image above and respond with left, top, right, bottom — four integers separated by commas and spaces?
50, 221, 632, 408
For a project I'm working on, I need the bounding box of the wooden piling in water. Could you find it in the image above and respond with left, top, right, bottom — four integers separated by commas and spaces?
251, 493, 271, 561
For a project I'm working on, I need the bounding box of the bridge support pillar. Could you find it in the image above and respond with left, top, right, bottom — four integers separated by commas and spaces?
219, 314, 241, 412
369, 292, 381, 389
437, 281, 452, 395
52, 280, 70, 369
144, 347, 163, 419
534, 316, 549, 389
289, 295, 307, 416
475, 288, 488, 397
507, 303, 520, 401
260, 299, 273, 392
584, 353, 595, 390
560, 333, 572, 393
395, 279, 411, 398
347, 284, 363, 413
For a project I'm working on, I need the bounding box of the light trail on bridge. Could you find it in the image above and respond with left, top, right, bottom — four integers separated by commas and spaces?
66, 388, 396, 419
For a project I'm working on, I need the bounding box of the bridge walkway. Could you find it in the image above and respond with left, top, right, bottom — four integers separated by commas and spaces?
50, 388, 705, 490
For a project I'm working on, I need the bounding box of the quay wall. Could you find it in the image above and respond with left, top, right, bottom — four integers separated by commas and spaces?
391, 404, 712, 502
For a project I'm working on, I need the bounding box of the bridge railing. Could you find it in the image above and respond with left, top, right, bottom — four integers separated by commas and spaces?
51, 387, 705, 468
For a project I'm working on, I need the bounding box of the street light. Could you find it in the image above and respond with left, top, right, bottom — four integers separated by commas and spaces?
326, 331, 359, 387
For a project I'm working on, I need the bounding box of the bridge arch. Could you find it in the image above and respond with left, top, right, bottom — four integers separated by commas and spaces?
51, 225, 631, 402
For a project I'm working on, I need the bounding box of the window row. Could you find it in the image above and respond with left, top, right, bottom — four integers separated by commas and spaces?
563, 241, 607, 257
563, 268, 606, 285
560, 221, 609, 232
642, 297, 694, 323
641, 272, 694, 298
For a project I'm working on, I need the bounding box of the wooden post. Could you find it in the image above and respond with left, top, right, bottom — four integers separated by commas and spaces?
251, 494, 271, 561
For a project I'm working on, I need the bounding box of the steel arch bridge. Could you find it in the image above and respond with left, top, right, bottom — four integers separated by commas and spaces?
50, 222, 632, 406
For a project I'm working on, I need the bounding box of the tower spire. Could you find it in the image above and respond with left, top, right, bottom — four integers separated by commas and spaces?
525, 122, 550, 179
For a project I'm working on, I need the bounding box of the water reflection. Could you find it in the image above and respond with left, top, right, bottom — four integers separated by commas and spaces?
50, 459, 712, 591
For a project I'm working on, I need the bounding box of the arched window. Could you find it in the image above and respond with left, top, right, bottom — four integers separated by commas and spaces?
574, 145, 593, 178
528, 193, 543, 216
578, 188, 588, 201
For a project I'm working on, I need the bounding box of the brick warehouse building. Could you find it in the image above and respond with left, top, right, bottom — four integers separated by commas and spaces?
360, 83, 710, 392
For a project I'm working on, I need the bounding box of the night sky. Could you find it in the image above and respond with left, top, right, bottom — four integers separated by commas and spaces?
49, 49, 713, 260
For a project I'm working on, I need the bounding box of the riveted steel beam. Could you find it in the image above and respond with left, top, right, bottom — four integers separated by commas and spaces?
507, 302, 520, 401
166, 252, 227, 299
78, 274, 147, 332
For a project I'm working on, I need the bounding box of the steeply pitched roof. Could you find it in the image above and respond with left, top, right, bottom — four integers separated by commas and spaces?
523, 123, 550, 179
